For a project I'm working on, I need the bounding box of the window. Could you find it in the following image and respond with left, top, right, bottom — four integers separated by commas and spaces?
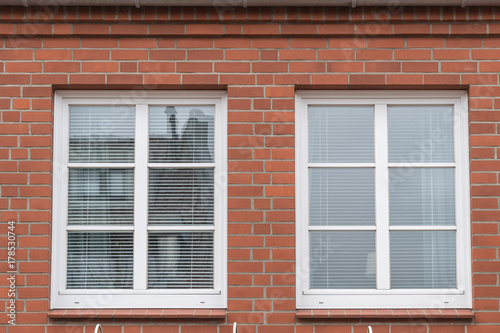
51, 91, 227, 309
295, 91, 471, 309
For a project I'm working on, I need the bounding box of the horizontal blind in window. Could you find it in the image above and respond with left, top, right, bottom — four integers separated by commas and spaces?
310, 231, 376, 289
148, 232, 214, 289
68, 168, 134, 225
388, 105, 454, 163
309, 168, 375, 226
67, 232, 133, 289
149, 169, 214, 225
308, 106, 374, 163
389, 168, 455, 226
391, 231, 456, 289
149, 106, 214, 163
69, 106, 135, 163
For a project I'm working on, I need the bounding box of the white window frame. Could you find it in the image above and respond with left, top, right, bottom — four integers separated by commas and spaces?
51, 91, 227, 309
295, 90, 471, 309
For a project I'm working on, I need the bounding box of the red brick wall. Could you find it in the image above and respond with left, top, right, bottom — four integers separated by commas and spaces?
0, 5, 500, 333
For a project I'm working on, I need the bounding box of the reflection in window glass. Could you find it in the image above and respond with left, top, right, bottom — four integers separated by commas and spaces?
391, 231, 456, 289
309, 106, 374, 163
388, 105, 454, 163
309, 168, 375, 226
148, 232, 214, 289
67, 232, 133, 289
310, 231, 376, 289
149, 106, 215, 163
69, 106, 135, 163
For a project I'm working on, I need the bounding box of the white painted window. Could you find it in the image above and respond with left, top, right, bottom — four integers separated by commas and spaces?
295, 91, 471, 309
51, 91, 227, 309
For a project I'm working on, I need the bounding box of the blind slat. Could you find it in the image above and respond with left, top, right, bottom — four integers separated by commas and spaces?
388, 105, 454, 163
391, 231, 456, 289
148, 232, 214, 289
310, 231, 376, 289
309, 106, 374, 163
67, 232, 133, 289
69, 106, 135, 163
149, 106, 214, 163
149, 168, 214, 225
389, 168, 455, 226
309, 168, 375, 226
68, 168, 134, 225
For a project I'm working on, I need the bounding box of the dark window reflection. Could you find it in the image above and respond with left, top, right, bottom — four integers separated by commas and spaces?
149, 106, 215, 163
148, 232, 214, 289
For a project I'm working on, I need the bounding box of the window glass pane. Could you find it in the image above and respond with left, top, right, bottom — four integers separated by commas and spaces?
68, 168, 134, 225
309, 168, 375, 226
310, 231, 376, 289
389, 168, 455, 226
149, 168, 214, 225
391, 231, 456, 289
388, 105, 454, 163
309, 106, 374, 163
69, 106, 135, 163
67, 232, 133, 289
149, 106, 214, 163
148, 232, 214, 289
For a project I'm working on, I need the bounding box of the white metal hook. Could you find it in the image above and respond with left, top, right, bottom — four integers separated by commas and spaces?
233, 322, 237, 333
94, 324, 103, 333
367, 326, 373, 333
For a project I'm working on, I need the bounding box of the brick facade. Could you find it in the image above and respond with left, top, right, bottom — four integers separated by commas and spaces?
1, 5, 500, 333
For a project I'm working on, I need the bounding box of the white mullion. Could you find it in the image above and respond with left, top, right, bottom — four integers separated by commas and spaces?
67, 225, 135, 231
374, 104, 390, 290
147, 225, 215, 231
388, 163, 455, 168
134, 104, 149, 290
295, 94, 310, 306
389, 225, 457, 231
308, 163, 376, 168
148, 163, 215, 168
54, 97, 70, 298
68, 163, 135, 168
309, 226, 376, 231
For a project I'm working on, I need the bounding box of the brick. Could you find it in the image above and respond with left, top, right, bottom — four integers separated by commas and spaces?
244, 24, 281, 35
441, 62, 477, 72
5, 62, 42, 73
177, 62, 212, 73
280, 49, 316, 60
0, 124, 28, 134
223, 50, 259, 61
0, 174, 27, 184
433, 49, 470, 60
22, 87, 52, 98
407, 38, 444, 48
119, 38, 157, 48
74, 49, 110, 60
187, 50, 223, 60
35, 49, 72, 60
182, 74, 218, 85
44, 61, 80, 72
252, 62, 288, 73
356, 49, 393, 60
327, 62, 363, 73
111, 50, 148, 60
31, 73, 68, 85
0, 50, 33, 60
215, 62, 250, 73
395, 49, 432, 60
402, 62, 439, 73
260, 50, 278, 60
365, 62, 401, 72
289, 62, 325, 73
70, 74, 106, 85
